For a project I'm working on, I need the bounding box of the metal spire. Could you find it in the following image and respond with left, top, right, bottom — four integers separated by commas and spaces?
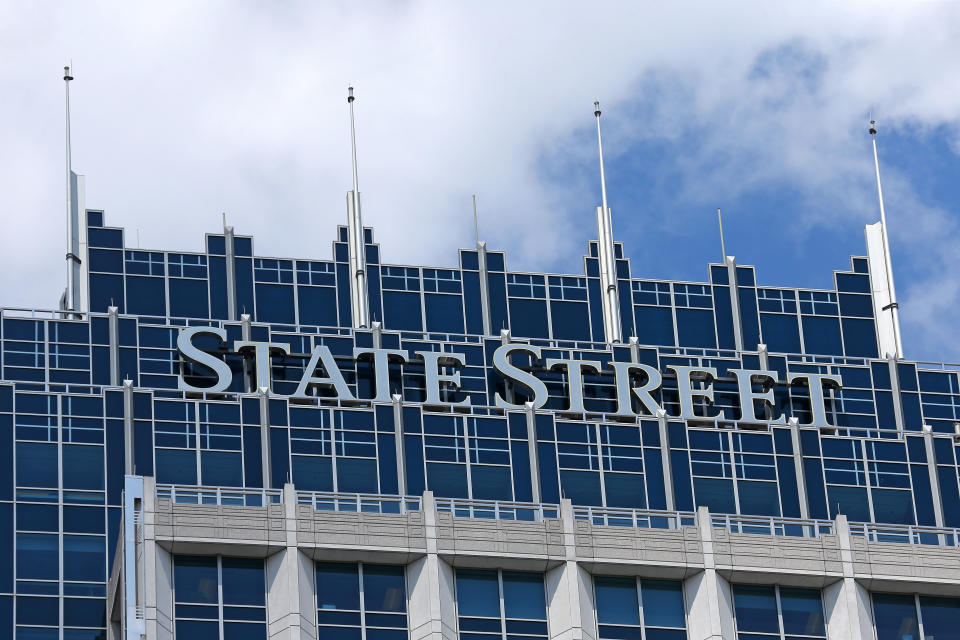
594, 100, 622, 343
472, 195, 479, 245
869, 119, 903, 358
595, 101, 610, 222
348, 86, 360, 195
345, 86, 370, 328
717, 207, 727, 260
63, 64, 81, 314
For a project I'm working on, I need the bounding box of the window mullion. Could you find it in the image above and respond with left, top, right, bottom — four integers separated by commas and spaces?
359, 562, 366, 640
217, 556, 225, 640
498, 569, 506, 640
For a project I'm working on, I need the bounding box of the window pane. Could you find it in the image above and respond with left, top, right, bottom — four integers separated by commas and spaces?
641, 580, 685, 629
918, 596, 960, 640
595, 577, 640, 626
732, 585, 778, 633
363, 565, 406, 613
317, 562, 360, 611
455, 569, 500, 618
16, 533, 58, 580
779, 587, 824, 636
175, 620, 219, 640
223, 621, 267, 640
63, 535, 105, 582
174, 556, 218, 604
871, 593, 918, 640
221, 558, 264, 606
502, 572, 545, 620
62, 445, 104, 490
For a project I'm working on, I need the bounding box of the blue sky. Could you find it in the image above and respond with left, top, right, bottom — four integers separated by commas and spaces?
1, 2, 959, 362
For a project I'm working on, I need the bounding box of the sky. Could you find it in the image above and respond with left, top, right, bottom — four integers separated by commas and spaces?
1, 1, 960, 362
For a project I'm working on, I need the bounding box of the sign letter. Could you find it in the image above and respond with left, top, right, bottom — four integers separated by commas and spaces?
493, 344, 548, 410
177, 327, 232, 393
293, 345, 356, 400
666, 365, 724, 420
730, 369, 785, 424
416, 351, 469, 407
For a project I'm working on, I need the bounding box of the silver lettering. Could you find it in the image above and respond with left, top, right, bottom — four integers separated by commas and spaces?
177, 327, 232, 393
354, 348, 409, 403
788, 372, 842, 427
609, 362, 663, 416
545, 358, 601, 414
493, 344, 548, 410
730, 369, 785, 424
234, 341, 290, 392
416, 351, 469, 407
293, 345, 356, 400
666, 365, 724, 420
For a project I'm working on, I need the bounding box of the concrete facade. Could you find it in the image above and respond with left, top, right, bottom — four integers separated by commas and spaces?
108, 476, 960, 640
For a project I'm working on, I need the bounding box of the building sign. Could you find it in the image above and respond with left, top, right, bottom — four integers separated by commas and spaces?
177, 327, 842, 426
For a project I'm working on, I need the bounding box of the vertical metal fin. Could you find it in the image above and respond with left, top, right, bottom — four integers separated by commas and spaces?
594, 101, 622, 343
63, 65, 83, 314
346, 86, 370, 328
867, 120, 903, 359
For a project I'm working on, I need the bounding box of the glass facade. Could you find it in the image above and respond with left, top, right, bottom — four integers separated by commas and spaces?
732, 584, 825, 640
594, 576, 686, 639
4, 209, 960, 638
316, 562, 408, 640
173, 556, 266, 640
455, 569, 548, 640
871, 593, 960, 640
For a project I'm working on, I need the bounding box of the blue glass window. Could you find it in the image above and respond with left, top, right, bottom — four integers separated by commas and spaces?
595, 576, 686, 639
455, 569, 547, 640
733, 584, 824, 639
871, 593, 917, 640
16, 533, 58, 580
174, 555, 266, 639
317, 562, 407, 640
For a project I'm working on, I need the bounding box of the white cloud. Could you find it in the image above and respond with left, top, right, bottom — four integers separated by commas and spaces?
1, 1, 960, 360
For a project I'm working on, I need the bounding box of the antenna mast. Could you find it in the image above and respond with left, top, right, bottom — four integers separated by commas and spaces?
717, 207, 727, 260
63, 64, 81, 314
594, 101, 622, 343
345, 86, 370, 328
472, 195, 479, 244
869, 120, 903, 358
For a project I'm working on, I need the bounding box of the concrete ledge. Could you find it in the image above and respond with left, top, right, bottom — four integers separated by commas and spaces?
713, 529, 844, 587
435, 512, 566, 569
852, 536, 960, 596
142, 487, 960, 588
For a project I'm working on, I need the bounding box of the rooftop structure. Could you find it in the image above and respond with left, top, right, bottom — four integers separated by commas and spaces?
1, 80, 957, 640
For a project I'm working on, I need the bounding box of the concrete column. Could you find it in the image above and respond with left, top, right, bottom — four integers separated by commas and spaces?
266, 483, 317, 640
788, 418, 810, 521
242, 313, 253, 392
822, 514, 874, 640
887, 357, 905, 431
407, 491, 457, 640
683, 506, 735, 640
525, 404, 541, 503
392, 394, 407, 494
225, 224, 237, 321
140, 475, 174, 640
657, 410, 675, 511
259, 387, 272, 488
477, 241, 492, 336
757, 343, 769, 372
724, 257, 743, 353
123, 380, 135, 475
922, 429, 946, 527
108, 305, 120, 385
546, 499, 596, 640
